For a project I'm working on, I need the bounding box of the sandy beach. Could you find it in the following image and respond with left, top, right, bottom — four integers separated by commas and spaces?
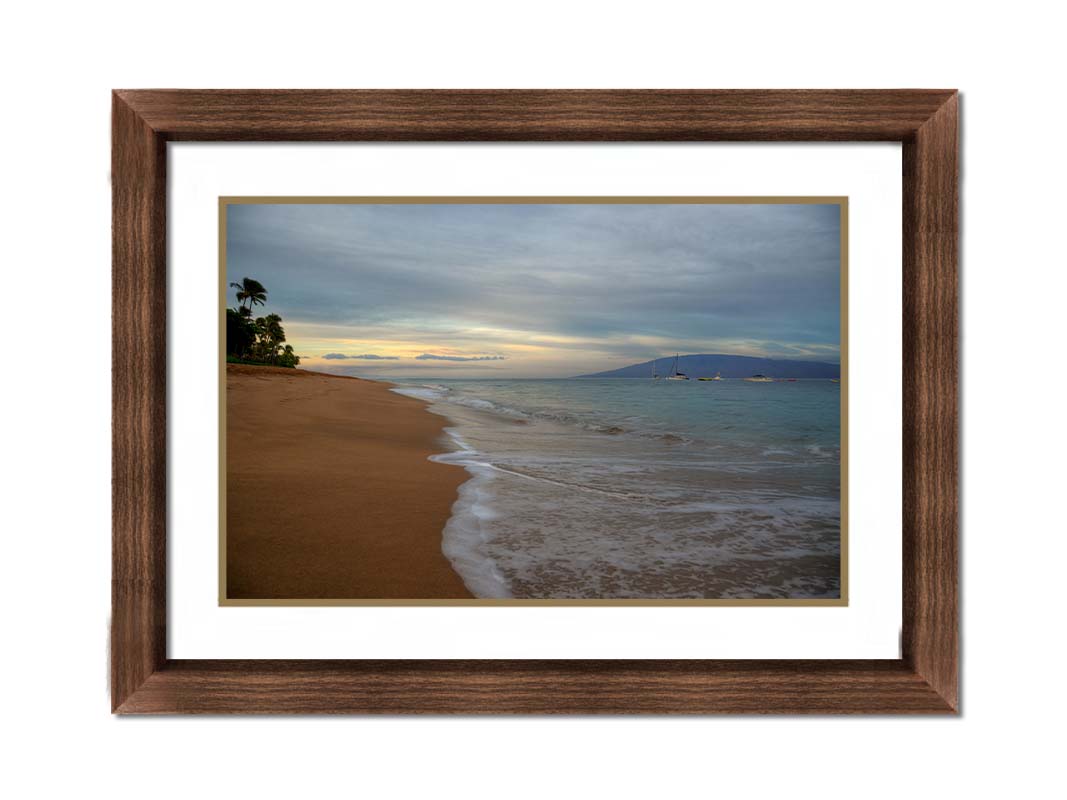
225, 364, 472, 600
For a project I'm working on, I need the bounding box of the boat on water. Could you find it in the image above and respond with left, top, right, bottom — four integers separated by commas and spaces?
665, 354, 690, 380
830, 378, 840, 383
744, 374, 774, 383
698, 371, 723, 381
651, 360, 661, 381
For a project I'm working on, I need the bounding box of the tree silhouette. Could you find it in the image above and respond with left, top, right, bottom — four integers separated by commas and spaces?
224, 279, 299, 367
229, 277, 267, 312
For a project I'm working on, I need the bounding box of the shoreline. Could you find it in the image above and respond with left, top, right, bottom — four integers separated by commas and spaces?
225, 364, 473, 600
382, 378, 842, 600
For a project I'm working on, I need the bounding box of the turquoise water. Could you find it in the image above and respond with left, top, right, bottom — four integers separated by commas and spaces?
392, 378, 841, 599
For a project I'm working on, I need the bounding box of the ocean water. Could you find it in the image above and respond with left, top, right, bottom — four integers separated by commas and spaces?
391, 378, 841, 600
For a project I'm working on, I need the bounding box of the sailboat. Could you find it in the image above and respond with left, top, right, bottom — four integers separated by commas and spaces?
666, 354, 689, 381
651, 359, 661, 381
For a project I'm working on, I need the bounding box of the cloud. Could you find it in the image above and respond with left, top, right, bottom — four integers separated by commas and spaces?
227, 202, 841, 376
415, 353, 506, 362
321, 353, 399, 360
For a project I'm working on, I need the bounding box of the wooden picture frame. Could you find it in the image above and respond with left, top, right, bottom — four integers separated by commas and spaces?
112, 89, 958, 714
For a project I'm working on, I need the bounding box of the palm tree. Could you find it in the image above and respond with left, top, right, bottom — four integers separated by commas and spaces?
230, 277, 267, 313
225, 307, 256, 358
279, 344, 299, 367
254, 313, 286, 363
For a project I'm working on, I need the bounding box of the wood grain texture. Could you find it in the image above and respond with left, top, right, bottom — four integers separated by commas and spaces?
111, 92, 167, 711
114, 89, 955, 142
120, 660, 950, 715
901, 94, 960, 710
111, 90, 959, 714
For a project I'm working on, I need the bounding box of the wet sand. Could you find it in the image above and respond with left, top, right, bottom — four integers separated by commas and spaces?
225, 364, 472, 600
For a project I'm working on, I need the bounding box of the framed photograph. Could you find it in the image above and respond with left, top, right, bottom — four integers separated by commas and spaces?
220, 195, 847, 606
113, 90, 958, 713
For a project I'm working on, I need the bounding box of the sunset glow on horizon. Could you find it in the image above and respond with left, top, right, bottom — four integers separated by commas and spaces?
226, 201, 841, 378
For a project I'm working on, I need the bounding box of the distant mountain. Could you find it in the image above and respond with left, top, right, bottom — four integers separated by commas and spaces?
574, 354, 841, 379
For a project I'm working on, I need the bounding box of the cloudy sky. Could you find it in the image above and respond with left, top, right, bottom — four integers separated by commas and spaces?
225, 202, 841, 378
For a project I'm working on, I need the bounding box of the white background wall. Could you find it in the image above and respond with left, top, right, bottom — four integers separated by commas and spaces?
2, 2, 1064, 798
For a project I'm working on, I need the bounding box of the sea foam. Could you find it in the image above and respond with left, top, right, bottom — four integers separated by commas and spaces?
391, 378, 842, 599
